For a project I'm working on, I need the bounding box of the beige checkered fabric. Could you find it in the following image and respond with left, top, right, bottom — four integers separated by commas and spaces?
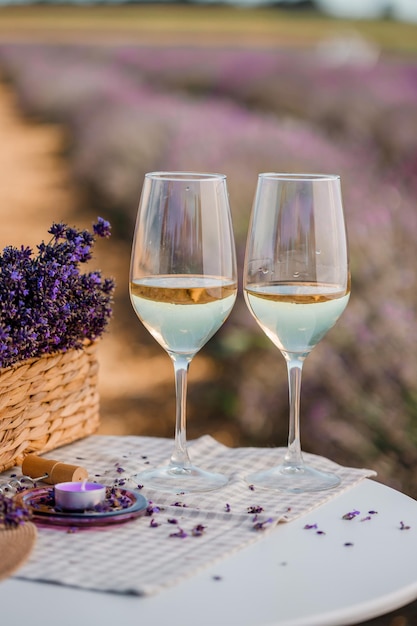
2, 435, 375, 595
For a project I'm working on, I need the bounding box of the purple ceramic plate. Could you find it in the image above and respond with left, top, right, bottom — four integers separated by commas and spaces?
14, 486, 148, 529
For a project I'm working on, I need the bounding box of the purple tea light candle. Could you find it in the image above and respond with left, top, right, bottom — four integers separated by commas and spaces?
54, 481, 106, 511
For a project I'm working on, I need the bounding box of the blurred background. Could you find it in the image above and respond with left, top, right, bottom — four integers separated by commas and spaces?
0, 1, 417, 502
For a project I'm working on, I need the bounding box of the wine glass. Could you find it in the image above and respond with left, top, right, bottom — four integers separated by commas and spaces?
244, 173, 350, 492
129, 172, 237, 493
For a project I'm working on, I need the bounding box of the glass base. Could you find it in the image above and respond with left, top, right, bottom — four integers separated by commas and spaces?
246, 463, 341, 493
132, 464, 229, 494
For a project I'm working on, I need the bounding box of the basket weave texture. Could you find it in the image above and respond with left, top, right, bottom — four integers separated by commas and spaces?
0, 342, 100, 473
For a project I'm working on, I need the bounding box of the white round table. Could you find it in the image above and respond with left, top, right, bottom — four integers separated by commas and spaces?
2, 478, 417, 626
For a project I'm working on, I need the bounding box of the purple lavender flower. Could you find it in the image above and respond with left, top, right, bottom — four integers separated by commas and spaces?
0, 494, 32, 528
93, 217, 112, 238
0, 220, 115, 368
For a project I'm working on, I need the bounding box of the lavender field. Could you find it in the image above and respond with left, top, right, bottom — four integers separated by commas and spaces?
1, 32, 417, 496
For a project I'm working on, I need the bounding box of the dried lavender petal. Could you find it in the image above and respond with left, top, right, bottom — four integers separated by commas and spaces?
145, 501, 161, 516
342, 510, 360, 520
192, 524, 206, 536
169, 528, 188, 538
253, 518, 273, 531
247, 505, 264, 514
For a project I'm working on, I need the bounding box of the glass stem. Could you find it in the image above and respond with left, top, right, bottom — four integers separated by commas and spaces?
284, 355, 305, 468
169, 354, 192, 469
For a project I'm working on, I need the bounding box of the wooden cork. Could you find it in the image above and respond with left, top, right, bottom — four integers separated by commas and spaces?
21, 454, 88, 484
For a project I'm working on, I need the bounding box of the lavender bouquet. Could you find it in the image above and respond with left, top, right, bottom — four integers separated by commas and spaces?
0, 217, 115, 370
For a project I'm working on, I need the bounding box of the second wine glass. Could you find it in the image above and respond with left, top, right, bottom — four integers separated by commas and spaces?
129, 172, 237, 493
244, 173, 350, 493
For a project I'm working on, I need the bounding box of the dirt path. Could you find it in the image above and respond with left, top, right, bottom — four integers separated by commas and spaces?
0, 82, 74, 245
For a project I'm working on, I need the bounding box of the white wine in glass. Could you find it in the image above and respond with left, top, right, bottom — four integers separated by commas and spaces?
244, 173, 350, 493
130, 172, 237, 493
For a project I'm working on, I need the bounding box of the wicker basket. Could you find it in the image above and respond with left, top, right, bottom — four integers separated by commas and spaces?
0, 342, 100, 473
